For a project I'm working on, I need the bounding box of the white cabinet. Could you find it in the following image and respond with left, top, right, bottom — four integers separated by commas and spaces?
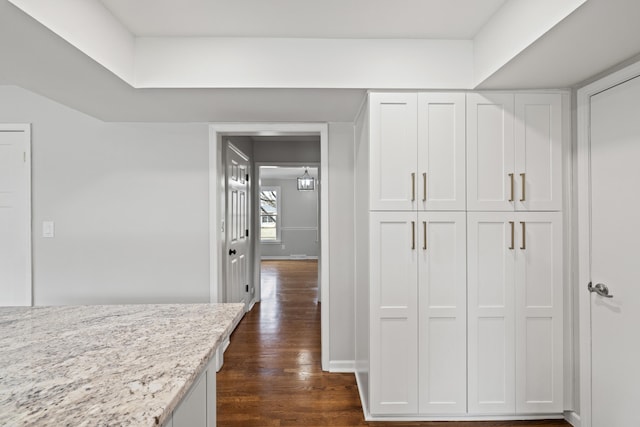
467, 212, 563, 415
357, 91, 564, 421
370, 93, 418, 211
166, 355, 217, 427
514, 212, 563, 414
418, 212, 467, 414
467, 93, 562, 211
514, 94, 563, 211
418, 93, 466, 211
369, 93, 466, 211
369, 211, 419, 414
369, 211, 466, 415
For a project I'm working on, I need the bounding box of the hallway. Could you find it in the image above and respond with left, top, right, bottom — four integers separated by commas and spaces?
216, 260, 569, 426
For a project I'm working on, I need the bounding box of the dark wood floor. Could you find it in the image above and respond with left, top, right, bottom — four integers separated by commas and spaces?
217, 260, 569, 427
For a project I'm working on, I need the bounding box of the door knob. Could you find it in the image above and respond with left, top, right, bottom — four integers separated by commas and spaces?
229, 249, 237, 255
588, 282, 613, 298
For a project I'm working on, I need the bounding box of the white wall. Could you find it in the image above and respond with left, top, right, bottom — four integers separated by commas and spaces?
253, 139, 320, 163
328, 123, 356, 366
353, 102, 370, 403
0, 85, 210, 305
260, 177, 319, 258
135, 38, 474, 89
0, 86, 357, 367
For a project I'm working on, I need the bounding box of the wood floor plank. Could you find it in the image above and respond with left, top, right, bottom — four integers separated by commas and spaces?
217, 260, 570, 427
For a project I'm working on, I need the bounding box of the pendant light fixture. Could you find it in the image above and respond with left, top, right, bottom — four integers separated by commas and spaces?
297, 167, 315, 191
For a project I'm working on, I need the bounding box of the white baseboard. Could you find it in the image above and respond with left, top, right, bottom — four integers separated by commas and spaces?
355, 371, 370, 418
364, 414, 565, 422
261, 255, 319, 260
564, 411, 581, 427
328, 360, 355, 373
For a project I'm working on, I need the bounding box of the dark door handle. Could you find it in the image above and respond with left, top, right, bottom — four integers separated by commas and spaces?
229, 249, 236, 255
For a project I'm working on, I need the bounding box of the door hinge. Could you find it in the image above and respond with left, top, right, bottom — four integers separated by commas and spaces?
245, 229, 249, 237
246, 174, 249, 182
245, 284, 249, 292
23, 152, 26, 163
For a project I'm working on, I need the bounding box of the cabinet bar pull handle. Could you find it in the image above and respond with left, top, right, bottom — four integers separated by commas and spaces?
411, 173, 416, 202
411, 221, 416, 250
520, 221, 526, 250
509, 221, 515, 250
423, 221, 427, 250
508, 173, 514, 202
423, 173, 427, 202
520, 173, 526, 202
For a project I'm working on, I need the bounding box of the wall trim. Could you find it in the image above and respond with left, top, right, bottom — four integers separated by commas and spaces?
576, 58, 640, 427
261, 256, 318, 261
209, 123, 330, 371
328, 360, 355, 373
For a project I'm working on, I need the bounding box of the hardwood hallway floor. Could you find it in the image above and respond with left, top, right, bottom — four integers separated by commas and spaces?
216, 260, 569, 427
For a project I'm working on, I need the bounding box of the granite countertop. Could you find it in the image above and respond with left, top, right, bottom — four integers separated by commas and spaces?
0, 303, 244, 427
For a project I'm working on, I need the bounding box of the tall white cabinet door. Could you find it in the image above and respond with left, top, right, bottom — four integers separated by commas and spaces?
370, 212, 419, 414
467, 93, 515, 212
417, 93, 466, 211
370, 93, 418, 211
467, 212, 516, 414
514, 94, 563, 211
514, 212, 563, 413
418, 212, 467, 414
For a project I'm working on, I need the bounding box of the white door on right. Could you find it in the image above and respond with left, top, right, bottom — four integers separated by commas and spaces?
590, 74, 640, 427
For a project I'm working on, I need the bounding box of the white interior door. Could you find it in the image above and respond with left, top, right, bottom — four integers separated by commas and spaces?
226, 143, 250, 309
0, 124, 31, 306
589, 75, 640, 427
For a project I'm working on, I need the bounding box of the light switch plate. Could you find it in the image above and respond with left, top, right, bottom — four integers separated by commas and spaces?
42, 221, 55, 238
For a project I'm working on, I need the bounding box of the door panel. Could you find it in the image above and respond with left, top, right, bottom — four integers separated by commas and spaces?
370, 93, 418, 211
370, 211, 418, 414
467, 212, 515, 414
418, 212, 466, 414
515, 94, 562, 211
0, 126, 30, 306
226, 143, 250, 308
515, 212, 563, 413
417, 93, 466, 211
590, 75, 640, 427
467, 93, 515, 211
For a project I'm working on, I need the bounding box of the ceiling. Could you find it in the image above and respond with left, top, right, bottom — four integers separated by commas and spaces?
2, 0, 640, 122
99, 0, 506, 39
478, 0, 640, 89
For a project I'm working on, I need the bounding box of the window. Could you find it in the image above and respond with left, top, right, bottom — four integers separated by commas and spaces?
260, 186, 280, 242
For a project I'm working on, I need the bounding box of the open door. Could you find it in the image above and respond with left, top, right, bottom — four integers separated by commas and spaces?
225, 142, 251, 310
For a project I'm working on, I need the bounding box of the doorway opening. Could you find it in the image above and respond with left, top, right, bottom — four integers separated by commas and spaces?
209, 123, 330, 370
258, 164, 319, 301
